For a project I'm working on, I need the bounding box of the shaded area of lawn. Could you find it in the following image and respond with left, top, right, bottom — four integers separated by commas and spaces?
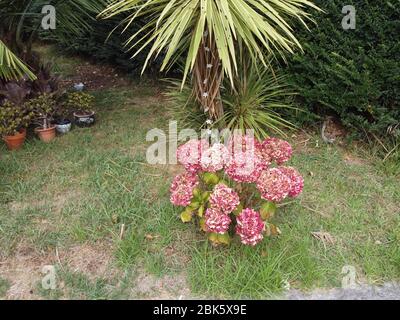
0, 49, 399, 299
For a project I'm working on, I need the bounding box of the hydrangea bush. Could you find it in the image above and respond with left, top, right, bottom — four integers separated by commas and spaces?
170, 134, 304, 246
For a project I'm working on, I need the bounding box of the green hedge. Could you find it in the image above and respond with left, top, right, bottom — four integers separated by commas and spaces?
54, 17, 162, 76
285, 0, 400, 138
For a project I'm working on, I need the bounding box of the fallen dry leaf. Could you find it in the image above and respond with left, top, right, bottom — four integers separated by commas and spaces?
311, 231, 336, 246
165, 246, 175, 257
261, 250, 268, 257
145, 234, 160, 241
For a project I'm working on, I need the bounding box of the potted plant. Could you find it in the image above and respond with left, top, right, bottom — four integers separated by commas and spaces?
25, 93, 57, 143
0, 101, 34, 150
54, 96, 73, 134
66, 92, 95, 127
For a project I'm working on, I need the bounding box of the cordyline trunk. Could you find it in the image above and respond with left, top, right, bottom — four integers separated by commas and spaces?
193, 30, 224, 120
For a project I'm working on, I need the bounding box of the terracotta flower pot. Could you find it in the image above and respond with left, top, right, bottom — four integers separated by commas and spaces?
3, 129, 26, 151
35, 126, 56, 143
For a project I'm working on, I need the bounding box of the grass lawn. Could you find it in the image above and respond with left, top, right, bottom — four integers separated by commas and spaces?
0, 47, 399, 299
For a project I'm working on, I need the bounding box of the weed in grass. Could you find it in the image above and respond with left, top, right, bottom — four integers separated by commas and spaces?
115, 229, 143, 269
57, 270, 112, 300
144, 252, 167, 277
0, 277, 10, 297
36, 281, 65, 300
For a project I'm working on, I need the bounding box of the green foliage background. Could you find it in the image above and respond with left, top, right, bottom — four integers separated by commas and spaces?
284, 0, 400, 138
53, 16, 163, 76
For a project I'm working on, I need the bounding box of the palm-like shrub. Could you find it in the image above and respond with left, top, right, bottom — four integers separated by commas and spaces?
100, 0, 319, 119
218, 58, 295, 140
165, 78, 208, 129
166, 55, 295, 139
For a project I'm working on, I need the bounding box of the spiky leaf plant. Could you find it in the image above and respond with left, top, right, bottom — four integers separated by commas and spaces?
100, 0, 320, 119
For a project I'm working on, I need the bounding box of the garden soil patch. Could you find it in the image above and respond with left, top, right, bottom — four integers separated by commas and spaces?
59, 62, 131, 91
57, 242, 120, 281
0, 242, 55, 300
131, 272, 193, 299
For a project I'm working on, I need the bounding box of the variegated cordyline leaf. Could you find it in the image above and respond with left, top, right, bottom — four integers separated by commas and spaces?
0, 40, 36, 81
100, 0, 320, 86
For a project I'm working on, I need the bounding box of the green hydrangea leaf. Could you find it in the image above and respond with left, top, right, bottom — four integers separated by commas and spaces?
199, 217, 207, 232
198, 205, 205, 217
188, 201, 200, 210
217, 233, 231, 245
233, 203, 244, 216
203, 172, 220, 185
208, 232, 219, 243
201, 191, 210, 202
260, 202, 277, 221
192, 187, 201, 199
180, 209, 193, 223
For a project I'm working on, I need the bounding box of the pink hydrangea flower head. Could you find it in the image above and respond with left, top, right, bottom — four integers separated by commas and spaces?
227, 132, 261, 155
209, 183, 240, 214
205, 207, 232, 234
225, 152, 264, 183
236, 208, 265, 246
177, 139, 209, 173
279, 166, 304, 198
200, 143, 230, 172
170, 172, 199, 206
254, 143, 271, 170
225, 133, 265, 182
260, 138, 292, 165
256, 168, 292, 202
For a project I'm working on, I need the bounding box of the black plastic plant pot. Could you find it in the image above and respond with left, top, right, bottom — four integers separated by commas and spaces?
73, 111, 96, 127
